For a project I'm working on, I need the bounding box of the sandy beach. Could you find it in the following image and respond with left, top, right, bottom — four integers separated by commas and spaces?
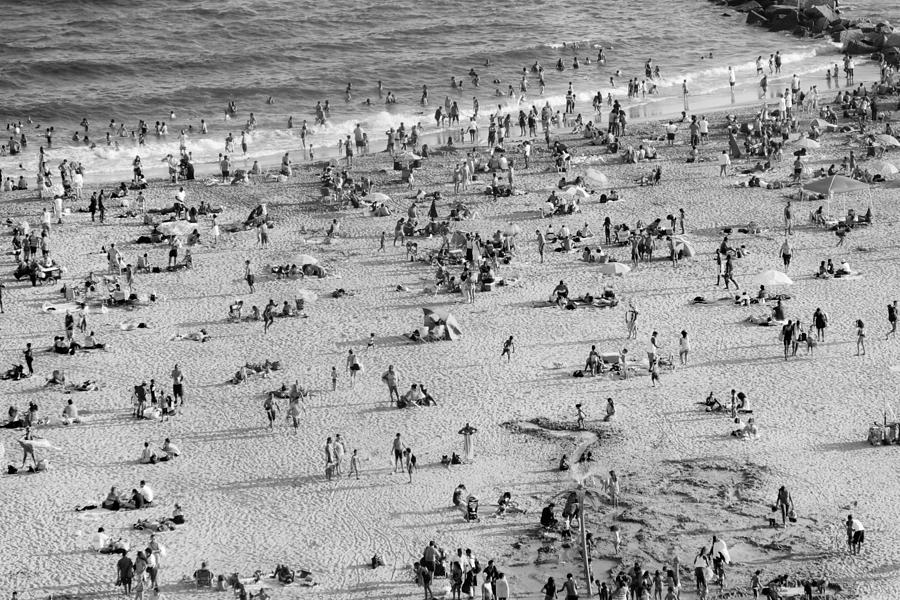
3, 82, 900, 600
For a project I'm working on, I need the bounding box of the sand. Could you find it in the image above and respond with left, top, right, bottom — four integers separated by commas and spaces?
1, 99, 900, 600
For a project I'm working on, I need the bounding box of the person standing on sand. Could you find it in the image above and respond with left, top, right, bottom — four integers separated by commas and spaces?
856, 319, 866, 356
650, 358, 660, 387
346, 349, 362, 386
500, 336, 515, 362
848, 514, 865, 555
886, 301, 897, 339
606, 470, 620, 507
211, 214, 220, 246
679, 330, 690, 366
723, 255, 738, 290
575, 404, 586, 429
775, 485, 793, 525
813, 307, 828, 342
23, 342, 34, 375
459, 423, 477, 462
750, 570, 762, 600
334, 434, 345, 474
331, 366, 338, 391
244, 260, 255, 293
562, 573, 578, 600
171, 364, 185, 406
625, 302, 639, 339
679, 208, 685, 234
536, 229, 546, 263
379, 231, 385, 252
391, 433, 405, 473
382, 365, 400, 405
325, 436, 335, 480
681, 80, 689, 110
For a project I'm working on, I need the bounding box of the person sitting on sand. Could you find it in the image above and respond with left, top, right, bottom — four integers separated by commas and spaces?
540, 503, 559, 528
551, 280, 569, 306
102, 486, 123, 510
772, 300, 786, 321
281, 301, 295, 317
453, 484, 467, 506
703, 392, 726, 412
559, 455, 570, 471
161, 438, 180, 459
577, 222, 594, 238
83, 331, 105, 349
61, 399, 81, 425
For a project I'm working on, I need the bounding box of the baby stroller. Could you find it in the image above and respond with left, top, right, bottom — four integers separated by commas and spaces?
465, 496, 480, 522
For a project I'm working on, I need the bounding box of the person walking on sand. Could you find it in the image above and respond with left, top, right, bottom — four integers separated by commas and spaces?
813, 307, 828, 342
325, 436, 336, 480
562, 573, 578, 600
405, 448, 417, 483
500, 336, 515, 362
783, 201, 793, 236
536, 229, 546, 264
23, 342, 34, 375
886, 301, 897, 339
856, 319, 866, 356
391, 433, 406, 473
723, 255, 738, 290
331, 366, 338, 391
693, 548, 709, 598
847, 514, 865, 555
575, 403, 586, 429
775, 485, 793, 526
348, 449, 360, 479
379, 231, 385, 252
263, 394, 279, 429
750, 570, 762, 600
381, 365, 401, 405
779, 238, 793, 271
650, 357, 660, 387
459, 423, 478, 462
718, 150, 730, 176
244, 260, 255, 293
346, 349, 362, 386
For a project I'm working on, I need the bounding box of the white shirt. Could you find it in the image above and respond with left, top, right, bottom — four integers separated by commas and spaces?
729, 69, 735, 84
141, 484, 155, 503
851, 518, 864, 532
719, 153, 731, 166
175, 189, 186, 203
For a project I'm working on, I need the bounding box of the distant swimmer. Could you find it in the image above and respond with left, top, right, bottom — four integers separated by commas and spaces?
573, 57, 579, 69
267, 96, 276, 104
597, 48, 605, 63
377, 80, 383, 97
556, 58, 565, 71
451, 76, 457, 89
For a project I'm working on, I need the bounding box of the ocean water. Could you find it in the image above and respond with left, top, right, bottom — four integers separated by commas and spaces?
0, 0, 896, 181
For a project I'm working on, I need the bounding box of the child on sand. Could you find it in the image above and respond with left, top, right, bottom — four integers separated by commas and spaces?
575, 404, 585, 429
348, 449, 360, 479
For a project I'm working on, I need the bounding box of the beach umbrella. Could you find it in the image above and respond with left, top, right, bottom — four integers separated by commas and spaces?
400, 151, 422, 161
295, 289, 317, 303
428, 199, 439, 219
794, 137, 820, 150
294, 254, 319, 266
503, 222, 521, 237
867, 159, 898, 177
367, 192, 392, 203
749, 269, 793, 287
562, 186, 590, 200
812, 118, 837, 132
803, 175, 870, 196
584, 168, 609, 186
873, 134, 900, 148
157, 221, 194, 236
597, 262, 631, 276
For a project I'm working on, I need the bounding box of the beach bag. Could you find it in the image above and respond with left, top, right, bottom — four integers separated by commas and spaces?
787, 509, 797, 523
573, 370, 584, 378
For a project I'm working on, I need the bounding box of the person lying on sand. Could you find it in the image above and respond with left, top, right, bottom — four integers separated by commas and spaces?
170, 329, 209, 342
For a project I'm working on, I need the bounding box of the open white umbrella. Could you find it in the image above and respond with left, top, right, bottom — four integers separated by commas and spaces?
584, 168, 609, 186
295, 289, 317, 303
503, 223, 521, 236
873, 134, 900, 148
597, 262, 631, 276
562, 186, 590, 200
794, 137, 820, 150
367, 192, 392, 203
749, 269, 793, 287
868, 159, 899, 177
294, 254, 319, 267
157, 221, 194, 236
400, 151, 422, 161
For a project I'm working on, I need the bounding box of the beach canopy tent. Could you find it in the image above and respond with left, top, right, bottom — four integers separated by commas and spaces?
674, 236, 696, 258
812, 118, 837, 132
749, 269, 793, 287
294, 254, 319, 266
422, 307, 462, 340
